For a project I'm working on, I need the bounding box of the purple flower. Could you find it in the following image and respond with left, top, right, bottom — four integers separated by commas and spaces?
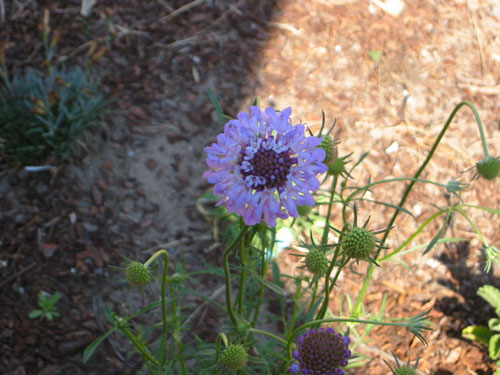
289, 327, 351, 375
203, 107, 326, 227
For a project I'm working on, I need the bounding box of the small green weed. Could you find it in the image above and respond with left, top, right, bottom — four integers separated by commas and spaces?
463, 285, 500, 374
29, 291, 62, 321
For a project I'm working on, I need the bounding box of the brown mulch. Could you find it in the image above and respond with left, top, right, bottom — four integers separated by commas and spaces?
1, 0, 499, 374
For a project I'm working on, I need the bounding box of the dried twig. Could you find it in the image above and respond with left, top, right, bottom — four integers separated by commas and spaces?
0, 262, 37, 289
160, 0, 205, 22
467, 1, 486, 77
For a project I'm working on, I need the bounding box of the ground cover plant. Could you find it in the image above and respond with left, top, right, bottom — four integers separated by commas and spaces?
85, 99, 500, 374
0, 9, 106, 165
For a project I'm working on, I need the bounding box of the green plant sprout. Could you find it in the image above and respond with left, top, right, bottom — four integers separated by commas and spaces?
29, 291, 62, 322
83, 98, 498, 374
463, 285, 500, 374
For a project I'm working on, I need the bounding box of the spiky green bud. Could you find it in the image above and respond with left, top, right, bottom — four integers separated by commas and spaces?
327, 157, 345, 177
221, 345, 248, 371
393, 366, 417, 375
126, 261, 151, 287
305, 249, 329, 275
319, 135, 335, 163
476, 156, 500, 180
341, 227, 376, 260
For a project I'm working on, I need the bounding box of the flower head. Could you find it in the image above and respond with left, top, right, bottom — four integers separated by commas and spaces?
305, 249, 329, 275
476, 156, 500, 180
341, 227, 376, 260
203, 107, 327, 227
221, 344, 248, 371
126, 261, 151, 287
384, 352, 420, 375
289, 327, 351, 375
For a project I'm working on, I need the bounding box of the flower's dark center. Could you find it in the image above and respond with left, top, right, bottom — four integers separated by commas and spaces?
239, 140, 297, 191
299, 331, 348, 374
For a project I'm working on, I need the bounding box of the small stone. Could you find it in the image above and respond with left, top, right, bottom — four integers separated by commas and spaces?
83, 222, 99, 232
445, 346, 461, 363
146, 158, 157, 171
41, 243, 58, 258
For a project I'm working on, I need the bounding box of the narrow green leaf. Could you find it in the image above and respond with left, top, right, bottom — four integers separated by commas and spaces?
83, 329, 115, 363
490, 334, 500, 360
459, 204, 500, 215
489, 318, 500, 332
29, 310, 43, 319
423, 222, 446, 255
271, 261, 282, 288
248, 270, 285, 296
462, 325, 491, 345
478, 285, 500, 312
207, 88, 225, 125
351, 198, 414, 217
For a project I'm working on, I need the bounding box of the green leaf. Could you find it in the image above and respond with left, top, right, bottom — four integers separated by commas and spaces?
48, 291, 61, 304
460, 204, 500, 216
490, 318, 500, 332
490, 334, 500, 360
45, 312, 53, 321
83, 329, 115, 363
248, 270, 285, 297
271, 261, 282, 288
423, 221, 447, 255
478, 285, 500, 311
462, 325, 491, 345
29, 310, 43, 319
369, 50, 382, 63
207, 88, 225, 125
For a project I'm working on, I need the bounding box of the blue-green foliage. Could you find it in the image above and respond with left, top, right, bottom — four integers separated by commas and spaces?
463, 285, 500, 373
0, 66, 106, 164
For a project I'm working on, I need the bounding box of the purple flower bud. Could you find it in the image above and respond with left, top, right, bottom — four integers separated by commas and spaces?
289, 363, 300, 373
289, 327, 351, 374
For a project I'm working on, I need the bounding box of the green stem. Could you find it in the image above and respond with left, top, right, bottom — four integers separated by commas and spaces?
144, 249, 169, 365
287, 281, 302, 340
321, 176, 339, 245
251, 247, 268, 327
249, 328, 288, 345
223, 225, 251, 326
307, 277, 320, 313
215, 333, 228, 363
236, 229, 256, 316
353, 101, 487, 315
178, 341, 187, 375
121, 325, 159, 368
315, 247, 342, 321
327, 255, 348, 299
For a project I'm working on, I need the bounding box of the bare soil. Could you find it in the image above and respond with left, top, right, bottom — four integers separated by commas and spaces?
1, 0, 499, 374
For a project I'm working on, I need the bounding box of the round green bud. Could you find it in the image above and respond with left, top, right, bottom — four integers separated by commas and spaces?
319, 135, 335, 163
393, 366, 417, 375
126, 261, 151, 287
476, 156, 500, 180
221, 345, 248, 371
236, 320, 250, 335
327, 157, 345, 176
297, 204, 313, 217
305, 249, 329, 275
341, 227, 376, 260
169, 273, 188, 284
